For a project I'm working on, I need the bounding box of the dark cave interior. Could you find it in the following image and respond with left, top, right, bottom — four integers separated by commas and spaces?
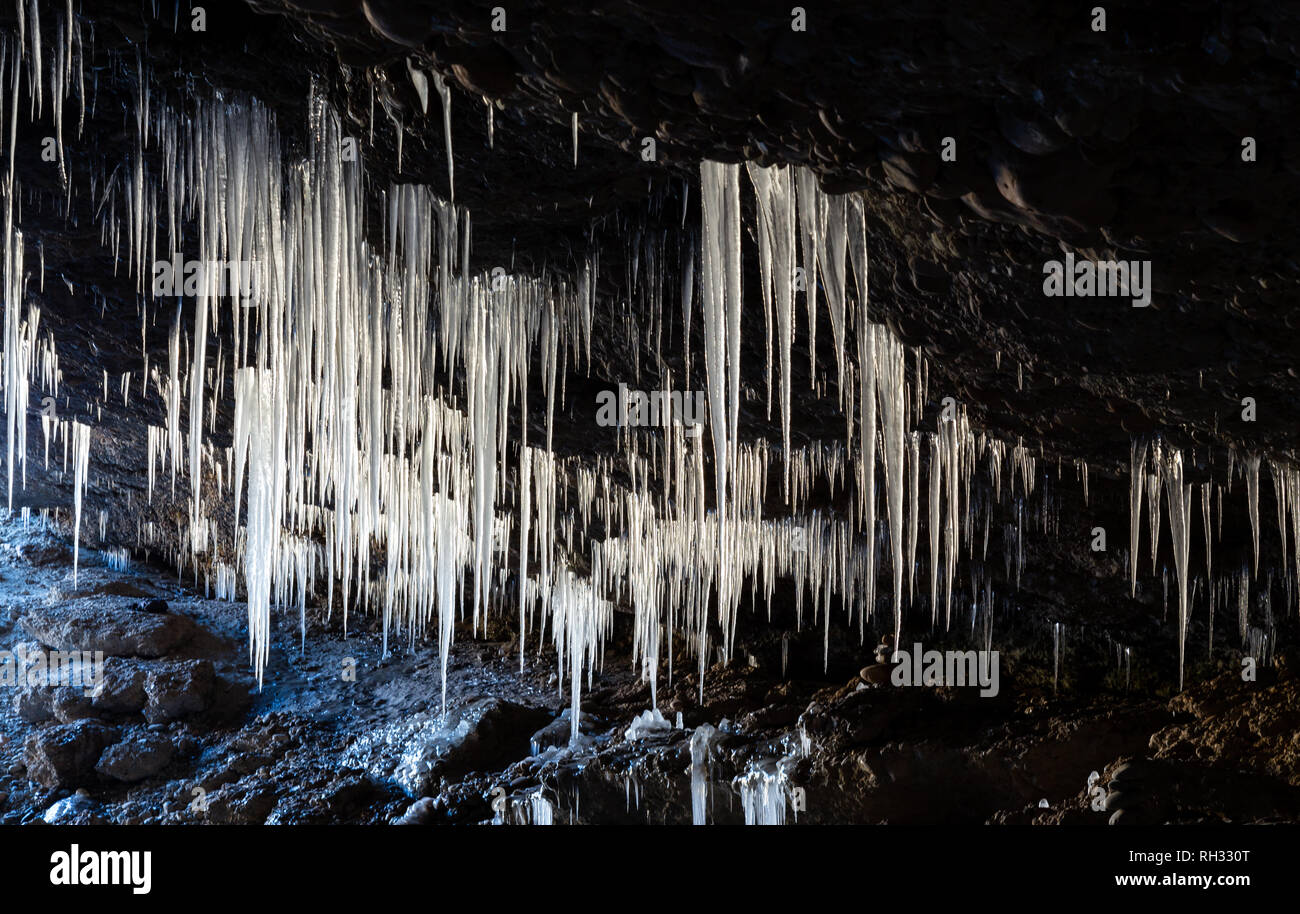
0, 1, 1296, 830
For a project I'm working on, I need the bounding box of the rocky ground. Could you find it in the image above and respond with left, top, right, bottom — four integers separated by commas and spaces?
2, 513, 1297, 825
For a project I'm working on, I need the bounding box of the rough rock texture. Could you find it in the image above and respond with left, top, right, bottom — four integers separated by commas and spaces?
90, 659, 149, 714
345, 696, 551, 797
142, 661, 217, 724
19, 602, 201, 658
95, 735, 176, 783
42, 793, 111, 825
24, 720, 119, 789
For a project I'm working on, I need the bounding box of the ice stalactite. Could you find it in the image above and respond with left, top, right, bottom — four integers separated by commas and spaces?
517, 445, 532, 671
628, 493, 664, 709
746, 164, 796, 499
821, 194, 848, 405
70, 420, 89, 586
1244, 454, 1261, 578
1271, 460, 1289, 578
795, 167, 820, 385
1053, 622, 1063, 692
1146, 440, 1163, 576
3, 219, 27, 510
432, 69, 454, 202
907, 431, 920, 607
689, 723, 716, 825
748, 170, 776, 418
928, 432, 942, 627
856, 316, 877, 625
736, 758, 796, 825
875, 329, 907, 648
938, 409, 964, 630
1129, 437, 1148, 596
466, 281, 502, 635
551, 567, 612, 743
698, 160, 743, 659
1201, 481, 1213, 614
234, 368, 286, 688
1163, 449, 1192, 690
434, 489, 466, 717
166, 304, 181, 495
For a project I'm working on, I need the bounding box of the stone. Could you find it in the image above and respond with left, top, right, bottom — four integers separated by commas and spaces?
393, 796, 438, 824
95, 734, 175, 782
24, 720, 118, 788
13, 686, 54, 723
346, 697, 551, 798
359, 0, 430, 47
859, 663, 894, 686
19, 603, 201, 658
42, 793, 110, 825
203, 781, 280, 824
142, 660, 217, 723
90, 658, 148, 714
52, 687, 99, 723
528, 710, 599, 754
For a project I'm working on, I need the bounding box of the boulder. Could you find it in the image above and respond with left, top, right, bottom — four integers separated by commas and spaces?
345, 697, 551, 797
96, 734, 175, 782
12, 686, 54, 723
20, 603, 200, 658
24, 720, 118, 788
90, 658, 148, 714
142, 660, 216, 723
42, 793, 110, 825
52, 687, 99, 722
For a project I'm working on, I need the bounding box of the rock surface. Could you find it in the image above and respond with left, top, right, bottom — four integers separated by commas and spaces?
19, 603, 201, 659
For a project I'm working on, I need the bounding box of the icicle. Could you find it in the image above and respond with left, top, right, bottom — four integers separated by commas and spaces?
698, 161, 743, 660
432, 70, 454, 202
71, 421, 90, 587
876, 330, 906, 648
746, 164, 795, 498
795, 168, 820, 384
907, 432, 920, 606
1164, 450, 1192, 690
1052, 622, 1063, 693
690, 724, 716, 825
234, 368, 286, 689
1129, 438, 1147, 596
1244, 454, 1261, 578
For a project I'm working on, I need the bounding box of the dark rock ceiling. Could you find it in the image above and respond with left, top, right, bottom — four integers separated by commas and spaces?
5, 0, 1300, 480
241, 0, 1300, 480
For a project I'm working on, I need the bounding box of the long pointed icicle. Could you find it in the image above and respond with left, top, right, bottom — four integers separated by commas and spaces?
1164, 450, 1192, 690
1129, 437, 1148, 596
1245, 454, 1261, 578
876, 330, 907, 649
432, 70, 454, 202
71, 421, 90, 587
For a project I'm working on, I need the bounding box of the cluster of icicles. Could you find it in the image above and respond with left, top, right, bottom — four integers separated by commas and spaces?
1129, 440, 1289, 689
0, 2, 1286, 742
